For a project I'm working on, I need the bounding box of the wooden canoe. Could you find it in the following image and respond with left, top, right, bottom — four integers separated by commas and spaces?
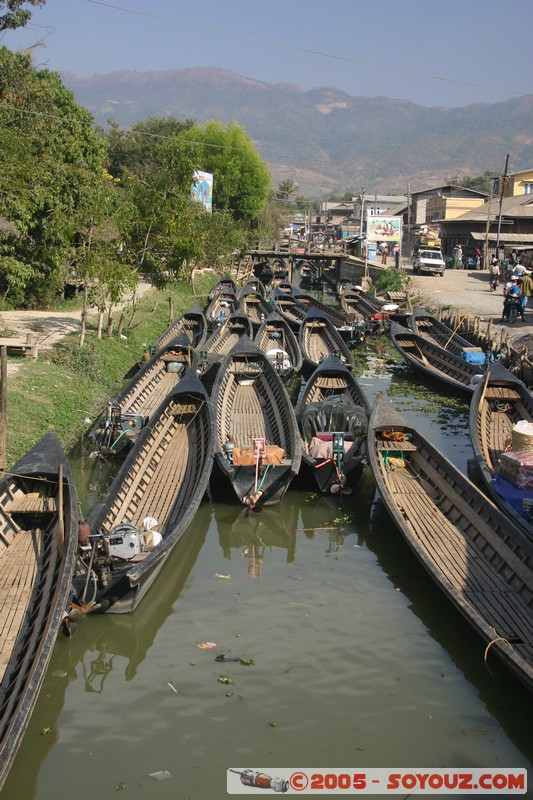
254, 311, 303, 380
390, 320, 486, 395
211, 336, 301, 507
205, 290, 238, 328
88, 339, 196, 458
272, 289, 308, 330
299, 308, 355, 372
203, 310, 254, 358
75, 370, 215, 614
208, 275, 237, 300
469, 361, 533, 540
410, 306, 477, 358
0, 431, 78, 790
151, 303, 208, 353
237, 278, 266, 299
290, 288, 350, 329
367, 393, 533, 693
295, 355, 370, 493
238, 288, 274, 330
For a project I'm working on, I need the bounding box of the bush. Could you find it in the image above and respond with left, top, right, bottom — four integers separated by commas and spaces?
372, 268, 407, 295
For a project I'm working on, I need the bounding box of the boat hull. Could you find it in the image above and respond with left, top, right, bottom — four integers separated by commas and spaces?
0, 431, 78, 790
367, 394, 533, 693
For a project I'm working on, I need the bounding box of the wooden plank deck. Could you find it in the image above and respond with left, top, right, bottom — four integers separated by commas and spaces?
382, 460, 533, 650
0, 531, 39, 682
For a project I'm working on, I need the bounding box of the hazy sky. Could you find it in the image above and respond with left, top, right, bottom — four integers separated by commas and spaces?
2, 0, 532, 108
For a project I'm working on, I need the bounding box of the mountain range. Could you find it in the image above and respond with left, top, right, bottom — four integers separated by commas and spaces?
61, 67, 533, 197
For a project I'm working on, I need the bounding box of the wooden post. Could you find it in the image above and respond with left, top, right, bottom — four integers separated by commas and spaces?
0, 347, 6, 472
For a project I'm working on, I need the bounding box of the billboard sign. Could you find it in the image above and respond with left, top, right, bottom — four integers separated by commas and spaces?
191, 170, 213, 212
366, 215, 402, 242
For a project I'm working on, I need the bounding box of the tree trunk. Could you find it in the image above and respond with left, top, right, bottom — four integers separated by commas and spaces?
106, 305, 114, 337
168, 296, 173, 324
117, 312, 125, 337
96, 308, 104, 339
79, 283, 89, 348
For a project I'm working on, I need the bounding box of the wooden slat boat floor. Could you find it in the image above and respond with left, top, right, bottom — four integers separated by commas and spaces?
0, 532, 39, 682
5, 497, 56, 515
314, 376, 348, 389
484, 387, 522, 401
123, 371, 179, 416
103, 414, 195, 534
383, 462, 533, 647
207, 331, 245, 356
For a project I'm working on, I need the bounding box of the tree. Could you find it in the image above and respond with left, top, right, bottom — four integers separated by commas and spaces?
447, 171, 496, 195
0, 0, 44, 31
0, 47, 109, 306
108, 116, 256, 284
277, 179, 298, 201
106, 116, 195, 181
180, 121, 271, 224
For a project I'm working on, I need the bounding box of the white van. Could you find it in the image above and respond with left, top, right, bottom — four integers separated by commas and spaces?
413, 248, 446, 276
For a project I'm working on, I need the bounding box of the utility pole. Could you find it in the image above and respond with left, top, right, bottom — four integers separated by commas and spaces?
406, 182, 411, 256
495, 153, 510, 264
359, 187, 365, 243
483, 190, 494, 269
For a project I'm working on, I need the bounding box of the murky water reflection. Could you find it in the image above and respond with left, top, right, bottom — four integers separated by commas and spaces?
3, 361, 532, 800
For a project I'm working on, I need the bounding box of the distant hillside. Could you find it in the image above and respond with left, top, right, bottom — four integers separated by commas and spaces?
61, 67, 533, 196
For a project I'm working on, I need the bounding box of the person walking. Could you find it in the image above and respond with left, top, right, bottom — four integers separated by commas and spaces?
519, 271, 533, 316
380, 243, 388, 265
392, 243, 400, 269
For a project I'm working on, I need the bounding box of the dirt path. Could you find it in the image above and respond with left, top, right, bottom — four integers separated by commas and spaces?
0, 282, 154, 375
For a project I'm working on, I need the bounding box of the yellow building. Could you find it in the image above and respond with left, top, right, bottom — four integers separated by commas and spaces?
426, 194, 486, 222
501, 168, 533, 197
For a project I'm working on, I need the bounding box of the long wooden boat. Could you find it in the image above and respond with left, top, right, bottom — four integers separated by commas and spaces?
254, 311, 303, 380
272, 289, 308, 331
205, 290, 238, 328
238, 288, 273, 330
410, 306, 479, 359
88, 339, 196, 458
299, 308, 355, 372
208, 275, 236, 300
295, 355, 370, 494
0, 431, 78, 790
237, 278, 266, 299
342, 289, 410, 326
469, 362, 533, 540
73, 370, 215, 615
211, 337, 301, 507
203, 310, 253, 358
367, 393, 533, 693
291, 287, 350, 329
390, 321, 486, 395
151, 303, 208, 353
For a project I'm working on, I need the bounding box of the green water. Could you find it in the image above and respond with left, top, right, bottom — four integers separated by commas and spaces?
2, 364, 532, 800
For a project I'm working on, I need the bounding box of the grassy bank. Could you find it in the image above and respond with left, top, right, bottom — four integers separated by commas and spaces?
4, 272, 215, 466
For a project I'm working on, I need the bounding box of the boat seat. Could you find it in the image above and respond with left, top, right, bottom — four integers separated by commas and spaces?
377, 439, 417, 452
5, 496, 57, 514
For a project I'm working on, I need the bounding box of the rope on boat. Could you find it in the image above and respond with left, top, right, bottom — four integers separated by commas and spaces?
484, 636, 513, 666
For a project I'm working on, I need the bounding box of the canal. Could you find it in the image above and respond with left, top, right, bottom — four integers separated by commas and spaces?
2, 352, 532, 799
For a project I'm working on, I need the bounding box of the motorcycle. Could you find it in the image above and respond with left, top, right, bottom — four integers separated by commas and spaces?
501, 294, 523, 325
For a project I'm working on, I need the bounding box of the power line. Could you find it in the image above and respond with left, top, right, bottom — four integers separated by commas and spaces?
0, 98, 338, 165
86, 0, 528, 97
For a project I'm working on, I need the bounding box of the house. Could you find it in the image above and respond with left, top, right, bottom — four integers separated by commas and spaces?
408, 184, 488, 226
494, 167, 533, 198
437, 194, 533, 263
